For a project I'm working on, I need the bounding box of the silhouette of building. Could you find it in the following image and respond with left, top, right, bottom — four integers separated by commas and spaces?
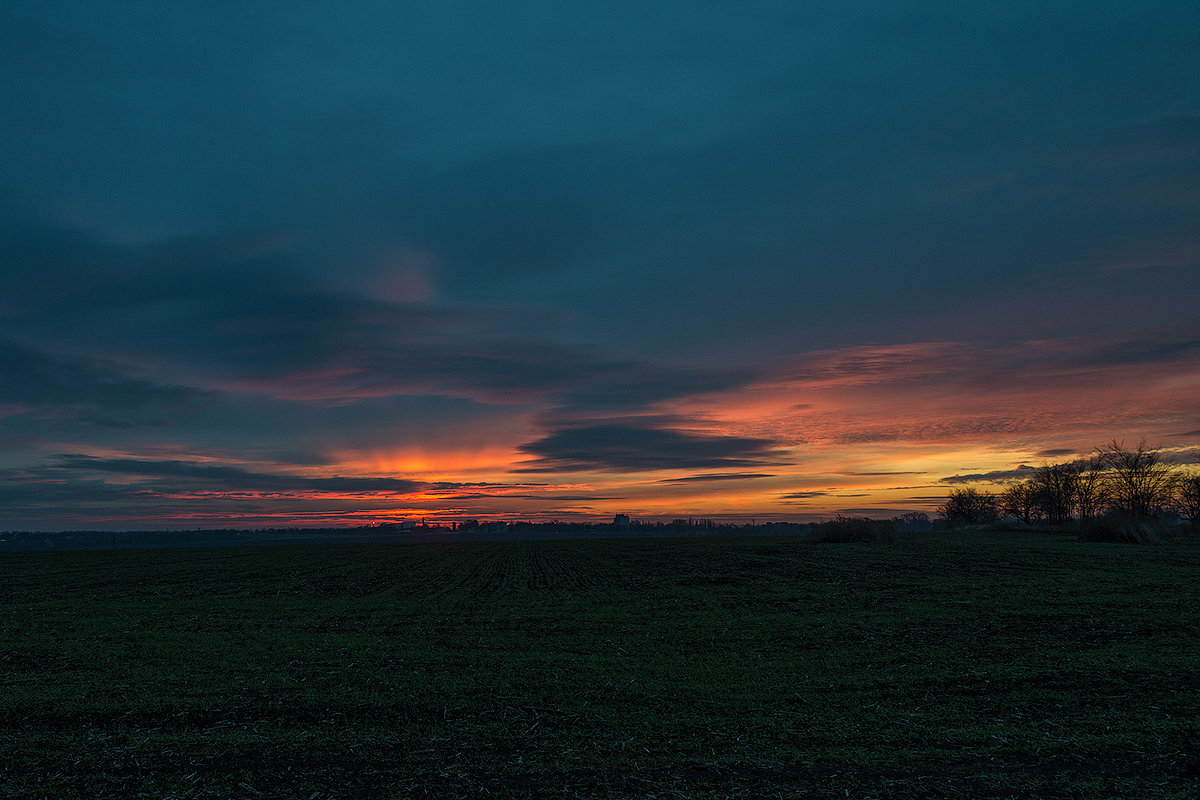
613, 514, 630, 530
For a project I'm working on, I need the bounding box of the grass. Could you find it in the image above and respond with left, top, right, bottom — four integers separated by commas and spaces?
2, 530, 1198, 798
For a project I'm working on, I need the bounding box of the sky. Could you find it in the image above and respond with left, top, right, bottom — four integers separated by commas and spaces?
1, 1, 1198, 530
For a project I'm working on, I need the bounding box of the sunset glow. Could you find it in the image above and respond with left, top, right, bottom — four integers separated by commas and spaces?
2, 4, 1197, 530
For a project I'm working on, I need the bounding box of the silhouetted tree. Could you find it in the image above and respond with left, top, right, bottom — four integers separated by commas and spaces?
1175, 472, 1200, 532
1095, 439, 1176, 519
938, 487, 998, 527
1031, 462, 1079, 524
1073, 457, 1106, 521
813, 515, 897, 543
1000, 481, 1041, 524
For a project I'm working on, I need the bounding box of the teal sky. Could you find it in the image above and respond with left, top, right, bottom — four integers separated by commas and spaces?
1, 2, 1198, 528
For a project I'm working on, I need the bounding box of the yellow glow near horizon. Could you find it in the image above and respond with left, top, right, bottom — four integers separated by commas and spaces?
41, 338, 1199, 527
342, 445, 525, 479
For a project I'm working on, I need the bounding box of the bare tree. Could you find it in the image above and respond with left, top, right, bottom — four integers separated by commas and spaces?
1095, 439, 1177, 519
1032, 462, 1079, 524
1073, 456, 1105, 521
1175, 472, 1200, 532
938, 487, 998, 527
1000, 481, 1041, 524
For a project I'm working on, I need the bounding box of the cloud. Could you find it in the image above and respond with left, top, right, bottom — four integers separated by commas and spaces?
54, 456, 422, 494
1036, 448, 1077, 458
0, 212, 298, 319
780, 335, 1200, 397
938, 465, 1037, 484
0, 214, 761, 411
516, 423, 787, 473
0, 338, 206, 426
658, 473, 776, 484
783, 343, 970, 387
779, 491, 829, 499
558, 365, 754, 414
2, 5, 1198, 530
0, 470, 140, 509
1165, 449, 1200, 466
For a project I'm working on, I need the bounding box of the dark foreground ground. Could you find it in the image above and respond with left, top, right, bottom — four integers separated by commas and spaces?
2, 532, 1197, 799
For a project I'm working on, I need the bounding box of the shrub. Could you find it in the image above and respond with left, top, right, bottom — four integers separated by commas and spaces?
1078, 511, 1174, 544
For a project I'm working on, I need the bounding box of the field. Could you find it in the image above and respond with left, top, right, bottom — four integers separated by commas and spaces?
2, 531, 1198, 799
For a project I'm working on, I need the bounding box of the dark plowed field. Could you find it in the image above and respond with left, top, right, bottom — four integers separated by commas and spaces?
2, 532, 1197, 798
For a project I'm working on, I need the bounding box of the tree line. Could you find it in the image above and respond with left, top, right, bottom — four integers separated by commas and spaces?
939, 440, 1200, 536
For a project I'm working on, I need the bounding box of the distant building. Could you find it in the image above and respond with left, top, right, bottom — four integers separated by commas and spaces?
613, 514, 630, 530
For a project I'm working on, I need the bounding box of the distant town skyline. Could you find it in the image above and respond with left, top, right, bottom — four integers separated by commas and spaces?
2, 2, 1198, 529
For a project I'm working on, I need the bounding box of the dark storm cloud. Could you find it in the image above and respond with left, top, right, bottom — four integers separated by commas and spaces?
0, 338, 205, 426
517, 423, 786, 473
55, 455, 422, 494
